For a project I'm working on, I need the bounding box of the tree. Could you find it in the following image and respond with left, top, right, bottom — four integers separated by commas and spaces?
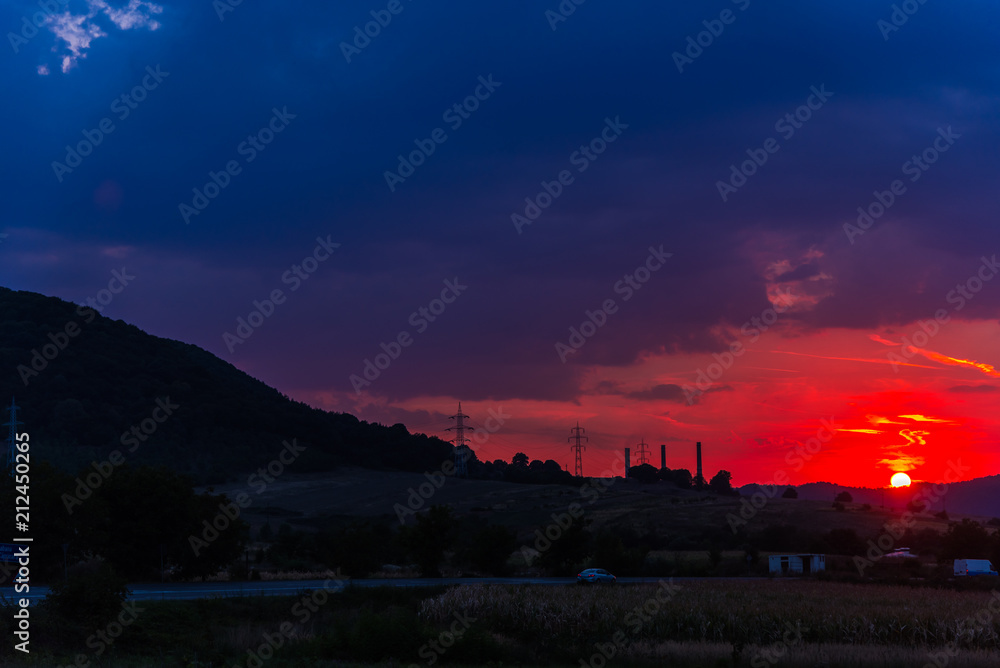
941, 518, 992, 562
782, 486, 798, 499
401, 505, 455, 577
84, 466, 247, 580
709, 470, 734, 495
907, 499, 928, 514
671, 468, 693, 489
822, 528, 864, 556
592, 531, 648, 575
535, 521, 591, 576
511, 452, 529, 468
460, 524, 517, 576
629, 463, 659, 484
43, 562, 129, 635
657, 467, 672, 481
834, 491, 853, 503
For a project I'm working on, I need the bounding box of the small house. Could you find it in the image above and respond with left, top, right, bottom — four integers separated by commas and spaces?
768, 553, 825, 575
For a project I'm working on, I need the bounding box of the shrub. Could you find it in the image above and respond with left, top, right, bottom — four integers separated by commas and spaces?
43, 562, 129, 631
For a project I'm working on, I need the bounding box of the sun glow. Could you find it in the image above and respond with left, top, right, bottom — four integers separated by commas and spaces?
890, 472, 912, 487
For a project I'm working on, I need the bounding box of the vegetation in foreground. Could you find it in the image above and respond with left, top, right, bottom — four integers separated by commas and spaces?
2, 580, 1000, 667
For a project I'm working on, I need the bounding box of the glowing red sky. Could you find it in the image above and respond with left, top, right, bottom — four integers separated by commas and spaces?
9, 2, 1000, 492
302, 318, 1000, 489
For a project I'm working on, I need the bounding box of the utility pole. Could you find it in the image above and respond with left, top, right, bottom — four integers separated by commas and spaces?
446, 402, 473, 477
568, 422, 587, 477
635, 439, 650, 467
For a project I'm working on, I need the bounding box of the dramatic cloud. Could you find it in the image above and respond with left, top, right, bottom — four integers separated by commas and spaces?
4, 0, 1000, 487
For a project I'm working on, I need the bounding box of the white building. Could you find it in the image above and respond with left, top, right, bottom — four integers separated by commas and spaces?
768, 554, 826, 575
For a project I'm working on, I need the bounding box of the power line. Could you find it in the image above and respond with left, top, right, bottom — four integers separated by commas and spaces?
445, 402, 472, 477
635, 438, 650, 466
568, 422, 587, 477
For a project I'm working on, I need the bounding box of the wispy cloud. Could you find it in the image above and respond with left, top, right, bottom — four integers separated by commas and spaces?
767, 350, 940, 369
908, 348, 1000, 378
899, 414, 955, 423
867, 414, 904, 425
41, 0, 163, 74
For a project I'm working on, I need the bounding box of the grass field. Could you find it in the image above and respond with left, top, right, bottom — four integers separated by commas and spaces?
6, 580, 1000, 667
422, 580, 1000, 666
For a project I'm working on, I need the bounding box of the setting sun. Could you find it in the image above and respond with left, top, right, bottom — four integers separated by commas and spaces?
890, 472, 912, 488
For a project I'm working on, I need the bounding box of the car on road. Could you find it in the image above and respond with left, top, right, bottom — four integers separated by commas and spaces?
577, 568, 616, 584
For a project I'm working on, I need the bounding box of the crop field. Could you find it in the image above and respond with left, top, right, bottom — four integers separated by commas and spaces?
4, 579, 1000, 666
421, 580, 1000, 667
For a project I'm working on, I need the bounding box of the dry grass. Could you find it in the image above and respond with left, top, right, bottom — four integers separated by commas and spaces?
420, 580, 1000, 651
617, 640, 1000, 668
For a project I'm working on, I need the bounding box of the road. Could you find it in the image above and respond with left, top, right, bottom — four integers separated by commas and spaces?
2, 576, 716, 605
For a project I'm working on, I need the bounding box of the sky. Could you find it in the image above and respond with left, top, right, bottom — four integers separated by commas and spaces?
2, 0, 1000, 489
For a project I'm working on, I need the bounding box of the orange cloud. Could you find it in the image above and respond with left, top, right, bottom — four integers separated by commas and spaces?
905, 347, 1000, 377
899, 414, 955, 423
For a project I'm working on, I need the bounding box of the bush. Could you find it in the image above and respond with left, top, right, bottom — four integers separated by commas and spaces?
43, 562, 129, 631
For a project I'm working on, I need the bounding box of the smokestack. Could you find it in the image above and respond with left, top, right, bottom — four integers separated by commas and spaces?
625, 447, 631, 478
696, 441, 703, 485
660, 444, 666, 470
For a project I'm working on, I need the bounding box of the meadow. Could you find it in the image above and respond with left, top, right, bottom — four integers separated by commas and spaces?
4, 579, 1000, 667
421, 580, 1000, 666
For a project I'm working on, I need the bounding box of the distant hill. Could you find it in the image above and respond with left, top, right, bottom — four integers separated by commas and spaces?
0, 287, 455, 483
740, 476, 1000, 519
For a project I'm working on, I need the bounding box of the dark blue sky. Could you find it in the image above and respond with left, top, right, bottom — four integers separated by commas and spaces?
4, 0, 1000, 481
